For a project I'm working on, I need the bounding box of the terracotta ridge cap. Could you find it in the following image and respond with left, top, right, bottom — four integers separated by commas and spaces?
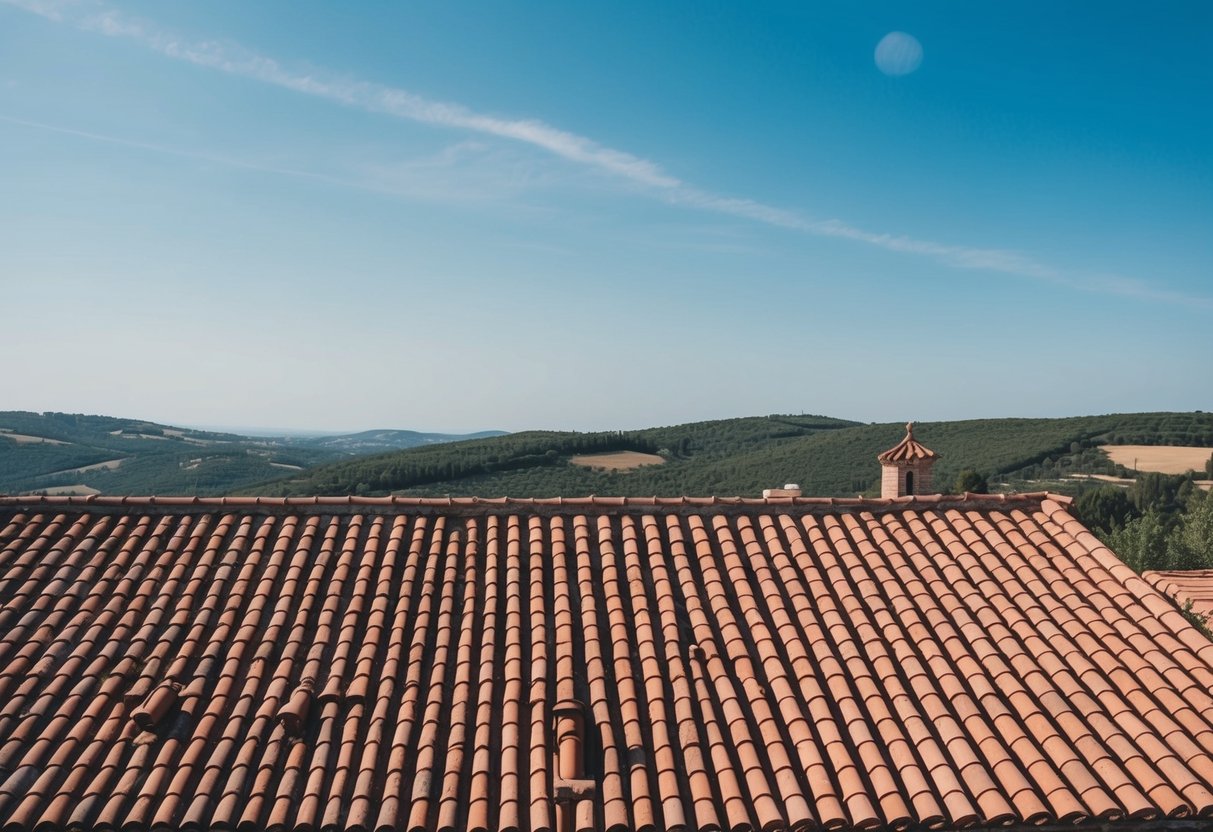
1144, 569, 1213, 578
0, 491, 1060, 511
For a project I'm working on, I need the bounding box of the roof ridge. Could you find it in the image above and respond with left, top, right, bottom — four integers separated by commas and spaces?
0, 492, 1065, 511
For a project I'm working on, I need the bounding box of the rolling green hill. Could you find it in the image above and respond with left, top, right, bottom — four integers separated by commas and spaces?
265, 414, 861, 496
0, 412, 506, 496
8, 410, 1210, 499
259, 412, 1213, 498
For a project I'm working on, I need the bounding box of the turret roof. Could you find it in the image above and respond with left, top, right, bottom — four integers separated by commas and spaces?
877, 421, 940, 463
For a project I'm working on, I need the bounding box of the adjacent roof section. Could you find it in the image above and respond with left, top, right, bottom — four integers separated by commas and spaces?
2, 494, 1213, 832
877, 422, 940, 464
1145, 570, 1213, 619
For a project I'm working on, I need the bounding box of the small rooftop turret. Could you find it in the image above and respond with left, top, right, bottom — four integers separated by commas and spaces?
878, 422, 939, 498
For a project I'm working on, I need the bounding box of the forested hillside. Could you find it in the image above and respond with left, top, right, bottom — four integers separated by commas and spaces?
8, 410, 1211, 501
271, 415, 861, 495
260, 412, 1213, 499
0, 412, 505, 495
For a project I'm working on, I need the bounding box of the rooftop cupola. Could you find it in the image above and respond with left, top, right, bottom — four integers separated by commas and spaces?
878, 422, 939, 498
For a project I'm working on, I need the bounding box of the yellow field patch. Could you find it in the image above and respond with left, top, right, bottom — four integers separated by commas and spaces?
23, 484, 102, 496
1066, 473, 1136, 486
1101, 444, 1213, 476
43, 458, 125, 477
0, 431, 68, 445
570, 451, 666, 471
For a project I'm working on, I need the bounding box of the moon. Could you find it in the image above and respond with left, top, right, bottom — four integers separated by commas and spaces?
875, 32, 923, 76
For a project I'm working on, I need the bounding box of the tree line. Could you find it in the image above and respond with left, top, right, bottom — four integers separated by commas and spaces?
1076, 472, 1213, 572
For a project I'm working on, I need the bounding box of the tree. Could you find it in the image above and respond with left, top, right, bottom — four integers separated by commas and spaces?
1101, 492, 1213, 572
1168, 491, 1213, 570
1130, 472, 1184, 516
953, 469, 989, 494
1075, 486, 1134, 536
1102, 510, 1170, 572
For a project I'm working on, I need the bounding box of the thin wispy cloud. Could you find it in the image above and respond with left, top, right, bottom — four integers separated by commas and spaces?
4, 0, 1206, 307
0, 114, 566, 211
0, 113, 452, 200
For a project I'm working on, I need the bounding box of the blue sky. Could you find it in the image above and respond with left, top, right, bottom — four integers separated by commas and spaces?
1, 1, 1209, 432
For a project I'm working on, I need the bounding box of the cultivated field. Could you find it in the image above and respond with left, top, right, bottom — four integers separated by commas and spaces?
25, 484, 102, 496
1102, 445, 1213, 476
1066, 470, 1212, 491
1067, 473, 1136, 485
0, 431, 67, 445
570, 451, 666, 471
44, 458, 126, 476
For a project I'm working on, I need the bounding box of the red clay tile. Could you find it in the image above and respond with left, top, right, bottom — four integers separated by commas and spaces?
0, 493, 1211, 831
1144, 570, 1213, 620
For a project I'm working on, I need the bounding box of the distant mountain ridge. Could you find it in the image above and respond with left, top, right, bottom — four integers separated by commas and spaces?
0, 411, 506, 496
298, 429, 508, 453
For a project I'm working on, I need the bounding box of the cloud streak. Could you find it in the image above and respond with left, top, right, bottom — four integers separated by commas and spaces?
0, 114, 555, 208
4, 0, 1207, 306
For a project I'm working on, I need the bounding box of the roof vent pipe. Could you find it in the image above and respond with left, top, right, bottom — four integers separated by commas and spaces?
552, 699, 596, 832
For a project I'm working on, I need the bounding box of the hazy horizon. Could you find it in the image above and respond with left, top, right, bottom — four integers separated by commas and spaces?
8, 406, 1211, 440
3, 2, 1209, 431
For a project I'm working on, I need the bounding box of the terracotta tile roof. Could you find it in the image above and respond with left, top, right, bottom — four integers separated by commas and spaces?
877, 423, 940, 464
1144, 570, 1213, 619
2, 492, 1213, 832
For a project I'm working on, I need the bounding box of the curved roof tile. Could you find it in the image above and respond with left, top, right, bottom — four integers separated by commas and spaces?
1144, 569, 1213, 619
0, 494, 1210, 832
